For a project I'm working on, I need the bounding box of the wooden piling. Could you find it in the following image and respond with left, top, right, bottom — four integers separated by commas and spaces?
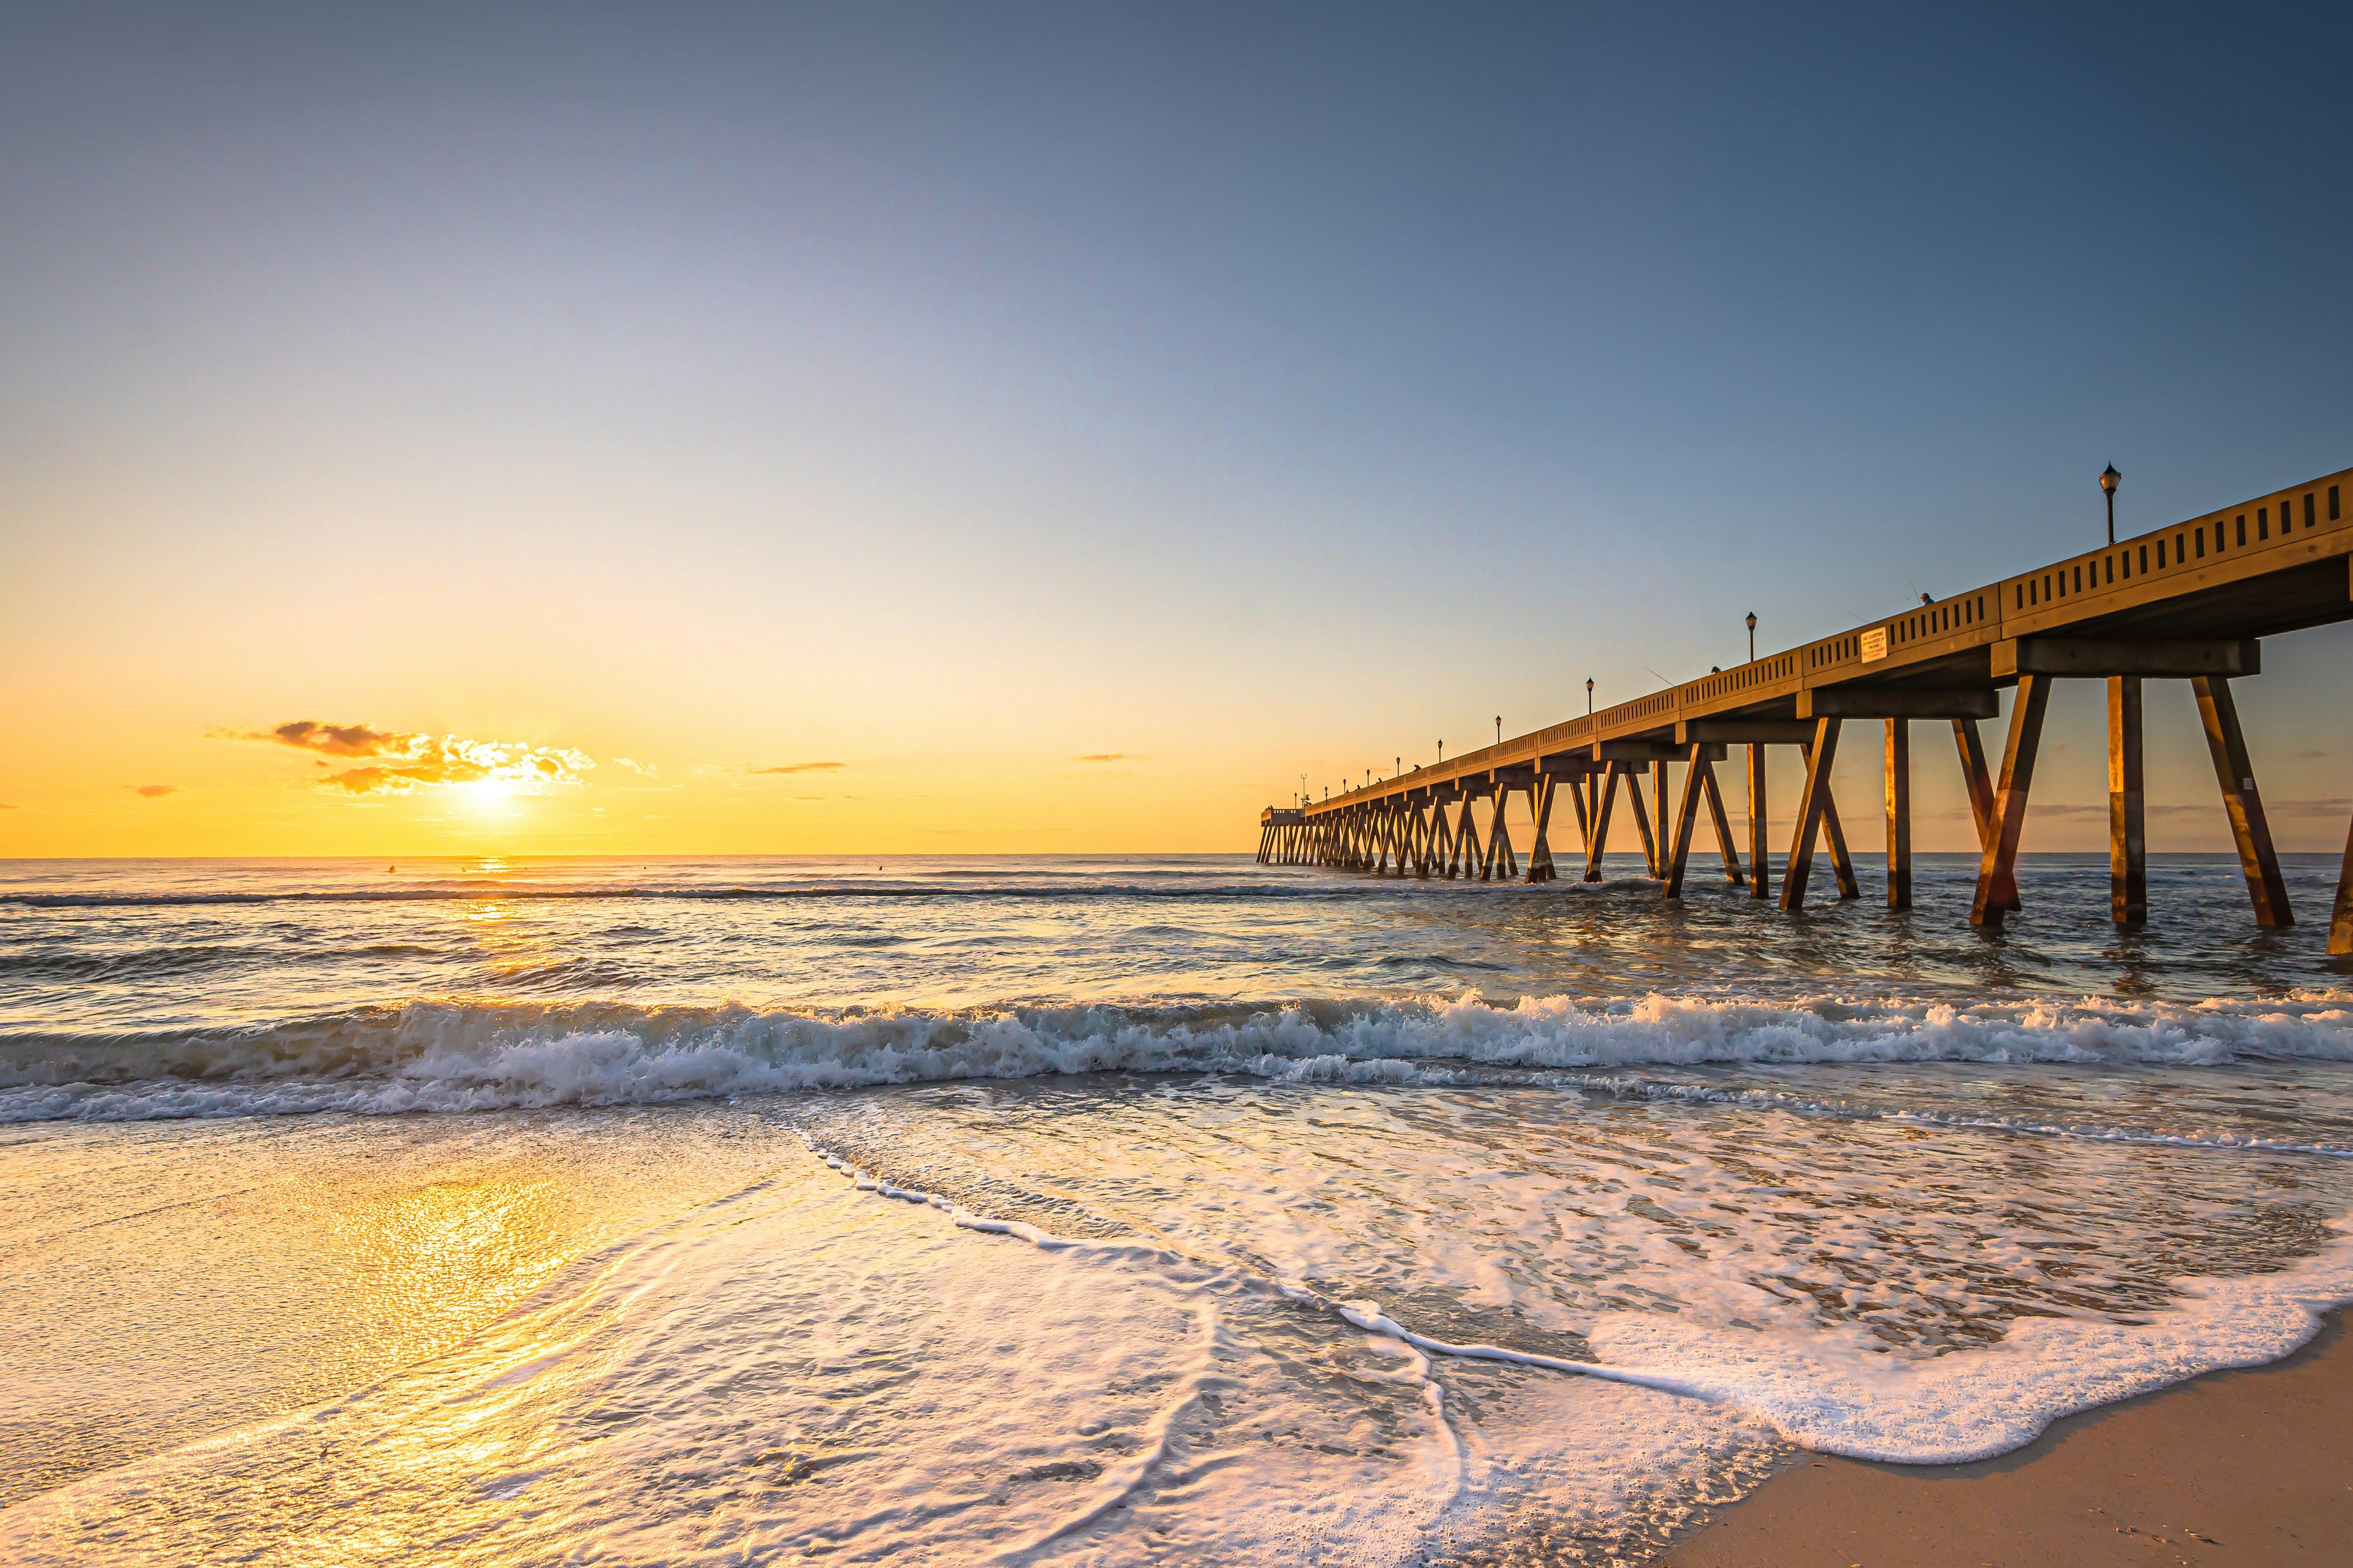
1624, 768, 1659, 879
1954, 719, 1996, 849
1483, 790, 1518, 881
1585, 765, 1620, 882
1664, 745, 1706, 897
1701, 763, 1745, 885
1969, 676, 2050, 927
1748, 742, 1770, 900
2191, 675, 2291, 928
1526, 776, 1558, 882
1818, 756, 1861, 900
1780, 719, 1843, 910
2107, 676, 2146, 925
1650, 760, 1670, 879
1885, 719, 1912, 911
1952, 719, 2016, 912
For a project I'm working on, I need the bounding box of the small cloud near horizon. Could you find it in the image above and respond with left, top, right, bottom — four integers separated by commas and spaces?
132, 784, 178, 798
227, 720, 404, 758
614, 757, 661, 779
751, 761, 847, 775
1074, 753, 1145, 763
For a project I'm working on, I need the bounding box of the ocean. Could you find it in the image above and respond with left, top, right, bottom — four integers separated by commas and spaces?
4, 851, 2352, 1565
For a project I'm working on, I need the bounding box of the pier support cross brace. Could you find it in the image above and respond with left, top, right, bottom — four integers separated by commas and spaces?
1780, 719, 1844, 911
2191, 676, 2291, 928
1971, 676, 2052, 928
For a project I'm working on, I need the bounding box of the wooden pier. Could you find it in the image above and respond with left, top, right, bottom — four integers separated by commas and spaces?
1257, 465, 2353, 955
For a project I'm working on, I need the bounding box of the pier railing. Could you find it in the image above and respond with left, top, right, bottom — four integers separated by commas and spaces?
1257, 465, 2353, 953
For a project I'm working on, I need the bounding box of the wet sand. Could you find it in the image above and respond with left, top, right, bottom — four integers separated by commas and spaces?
1659, 1311, 2353, 1567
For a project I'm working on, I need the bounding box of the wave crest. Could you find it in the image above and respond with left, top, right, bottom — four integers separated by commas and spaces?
4, 989, 2352, 1124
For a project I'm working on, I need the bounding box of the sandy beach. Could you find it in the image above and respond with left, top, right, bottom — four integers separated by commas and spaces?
1661, 1311, 2353, 1567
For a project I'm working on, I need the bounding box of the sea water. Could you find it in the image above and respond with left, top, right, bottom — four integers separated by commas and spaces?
4, 852, 2352, 1565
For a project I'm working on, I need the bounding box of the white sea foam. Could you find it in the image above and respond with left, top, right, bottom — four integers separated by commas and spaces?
8, 1083, 2352, 1566
810, 1138, 2353, 1471
6, 990, 2352, 1127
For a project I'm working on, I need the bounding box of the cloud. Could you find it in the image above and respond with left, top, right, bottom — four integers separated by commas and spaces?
0, 803, 16, 810
751, 761, 847, 775
614, 757, 661, 779
132, 784, 178, 798
227, 719, 593, 797
1074, 753, 1145, 763
2264, 797, 2353, 814
235, 720, 408, 757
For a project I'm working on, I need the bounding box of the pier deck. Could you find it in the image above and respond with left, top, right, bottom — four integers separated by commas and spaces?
1257, 466, 2353, 952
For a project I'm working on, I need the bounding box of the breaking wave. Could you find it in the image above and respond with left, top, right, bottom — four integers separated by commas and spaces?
5, 988, 2352, 1127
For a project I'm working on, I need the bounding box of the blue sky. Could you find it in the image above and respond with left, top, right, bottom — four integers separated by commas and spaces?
2, 3, 2348, 853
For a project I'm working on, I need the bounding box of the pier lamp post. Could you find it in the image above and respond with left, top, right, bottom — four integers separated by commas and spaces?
1395, 756, 1401, 779
2101, 463, 2121, 544
1494, 716, 1501, 746
1585, 678, 1594, 714
1746, 612, 1757, 663
1437, 740, 1444, 763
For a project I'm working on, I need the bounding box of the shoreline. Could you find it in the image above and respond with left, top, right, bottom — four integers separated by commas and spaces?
1657, 1309, 2353, 1566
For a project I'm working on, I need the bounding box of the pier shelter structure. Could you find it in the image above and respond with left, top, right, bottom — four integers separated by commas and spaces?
1256, 466, 2353, 955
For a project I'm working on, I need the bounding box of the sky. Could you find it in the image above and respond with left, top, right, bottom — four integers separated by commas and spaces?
2, 1, 2350, 858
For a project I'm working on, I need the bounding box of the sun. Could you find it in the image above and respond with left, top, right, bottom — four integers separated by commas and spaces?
459, 776, 521, 812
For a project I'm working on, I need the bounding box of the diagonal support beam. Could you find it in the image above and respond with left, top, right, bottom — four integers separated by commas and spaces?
1953, 718, 2016, 912
1585, 766, 1620, 881
1781, 719, 1843, 910
1623, 767, 1659, 879
1650, 760, 1670, 879
2192, 675, 2291, 928
1477, 789, 1504, 881
1814, 747, 1861, 899
1970, 676, 2051, 927
1664, 745, 1708, 898
1954, 719, 1996, 849
1526, 776, 1558, 882
1488, 787, 1520, 880
1702, 763, 1746, 885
